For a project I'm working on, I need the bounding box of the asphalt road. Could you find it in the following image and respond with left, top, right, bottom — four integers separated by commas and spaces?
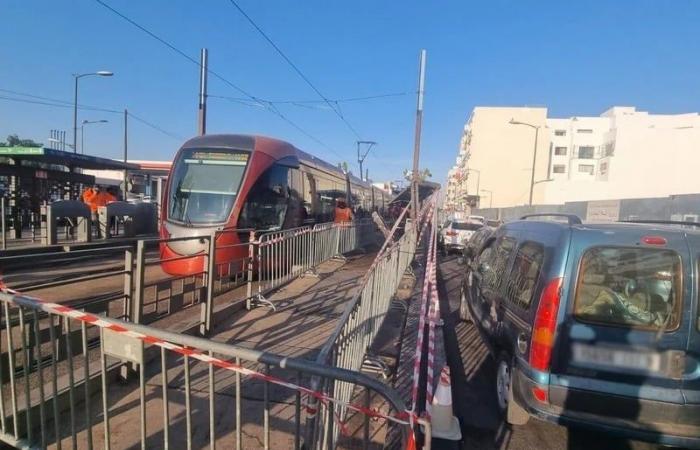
437, 254, 664, 450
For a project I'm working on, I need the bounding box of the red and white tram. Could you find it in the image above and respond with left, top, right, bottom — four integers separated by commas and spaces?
160, 134, 389, 275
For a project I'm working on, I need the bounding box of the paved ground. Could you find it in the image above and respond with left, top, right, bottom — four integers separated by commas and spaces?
437, 254, 663, 450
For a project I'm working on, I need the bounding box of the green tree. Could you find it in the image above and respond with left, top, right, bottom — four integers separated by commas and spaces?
1, 134, 42, 147
403, 168, 432, 182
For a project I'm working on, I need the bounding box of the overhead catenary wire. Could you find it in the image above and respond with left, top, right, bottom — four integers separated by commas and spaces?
226, 0, 364, 140
0, 90, 184, 141
93, 0, 345, 160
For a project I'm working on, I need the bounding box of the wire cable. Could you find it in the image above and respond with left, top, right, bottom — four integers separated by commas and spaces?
0, 90, 184, 141
226, 0, 364, 140
93, 0, 344, 159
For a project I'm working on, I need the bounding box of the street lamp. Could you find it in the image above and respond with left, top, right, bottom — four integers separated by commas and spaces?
73, 71, 114, 153
480, 189, 494, 209
81, 119, 108, 154
509, 118, 543, 206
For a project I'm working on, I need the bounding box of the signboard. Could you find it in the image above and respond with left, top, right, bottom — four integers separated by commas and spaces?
586, 199, 620, 223
102, 328, 143, 364
0, 146, 45, 155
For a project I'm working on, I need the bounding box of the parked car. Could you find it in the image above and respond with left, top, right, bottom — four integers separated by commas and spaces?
439, 220, 484, 254
460, 213, 700, 448
457, 225, 494, 266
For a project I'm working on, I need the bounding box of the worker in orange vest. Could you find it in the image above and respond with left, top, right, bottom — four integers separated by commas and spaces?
334, 198, 353, 224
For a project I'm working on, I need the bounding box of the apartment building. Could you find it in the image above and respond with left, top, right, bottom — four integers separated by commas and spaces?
445, 106, 700, 209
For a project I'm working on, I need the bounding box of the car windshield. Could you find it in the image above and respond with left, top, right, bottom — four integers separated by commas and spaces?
574, 247, 682, 330
168, 149, 249, 225
453, 222, 482, 231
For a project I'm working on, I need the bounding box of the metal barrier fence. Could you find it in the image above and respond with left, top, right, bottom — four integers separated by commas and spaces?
255, 220, 377, 306
1, 219, 380, 336
307, 200, 435, 449
0, 290, 425, 449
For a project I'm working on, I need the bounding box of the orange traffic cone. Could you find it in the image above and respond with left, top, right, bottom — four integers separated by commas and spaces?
430, 366, 461, 440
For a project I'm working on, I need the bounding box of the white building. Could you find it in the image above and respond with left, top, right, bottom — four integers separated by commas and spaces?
542, 106, 700, 203
445, 106, 700, 208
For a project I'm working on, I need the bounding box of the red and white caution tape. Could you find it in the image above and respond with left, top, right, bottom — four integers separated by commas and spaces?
411, 195, 441, 419
0, 287, 418, 435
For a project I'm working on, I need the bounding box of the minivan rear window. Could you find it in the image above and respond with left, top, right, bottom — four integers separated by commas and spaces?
574, 247, 682, 330
453, 222, 482, 231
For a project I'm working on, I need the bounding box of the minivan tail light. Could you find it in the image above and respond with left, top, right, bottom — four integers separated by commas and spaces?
641, 235, 667, 246
529, 277, 563, 372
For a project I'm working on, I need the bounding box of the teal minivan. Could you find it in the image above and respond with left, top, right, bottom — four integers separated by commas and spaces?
461, 214, 700, 448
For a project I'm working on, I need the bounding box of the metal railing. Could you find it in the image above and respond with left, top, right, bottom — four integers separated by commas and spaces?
0, 290, 423, 449
306, 201, 434, 449
1, 219, 381, 337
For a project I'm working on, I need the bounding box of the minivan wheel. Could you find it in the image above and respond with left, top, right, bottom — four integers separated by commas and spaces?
459, 285, 472, 322
495, 354, 512, 414
495, 353, 530, 425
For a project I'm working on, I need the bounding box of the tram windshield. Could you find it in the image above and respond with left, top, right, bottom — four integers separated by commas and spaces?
168, 149, 249, 225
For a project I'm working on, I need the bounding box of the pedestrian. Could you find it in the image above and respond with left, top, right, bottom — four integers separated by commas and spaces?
334, 197, 353, 224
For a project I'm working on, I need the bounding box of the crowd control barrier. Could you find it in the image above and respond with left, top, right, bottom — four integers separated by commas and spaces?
0, 289, 428, 449
307, 196, 437, 449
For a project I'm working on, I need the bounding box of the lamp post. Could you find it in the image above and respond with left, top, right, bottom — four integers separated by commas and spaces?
480, 189, 494, 208
466, 168, 480, 195
509, 119, 542, 206
73, 71, 113, 153
80, 119, 108, 154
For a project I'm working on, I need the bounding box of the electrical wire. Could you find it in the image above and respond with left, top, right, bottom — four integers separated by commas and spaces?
0, 90, 184, 141
227, 0, 364, 140
93, 0, 344, 160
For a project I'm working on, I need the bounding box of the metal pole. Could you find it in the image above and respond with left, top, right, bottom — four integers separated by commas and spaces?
357, 141, 362, 180
1, 197, 5, 250
198, 48, 208, 135
81, 126, 84, 155
73, 75, 79, 154
123, 109, 128, 201
528, 126, 539, 206
411, 49, 426, 221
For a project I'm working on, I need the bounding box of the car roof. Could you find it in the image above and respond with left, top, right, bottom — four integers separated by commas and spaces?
505, 218, 700, 236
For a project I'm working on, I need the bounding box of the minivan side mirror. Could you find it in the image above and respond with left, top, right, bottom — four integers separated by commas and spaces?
477, 261, 490, 273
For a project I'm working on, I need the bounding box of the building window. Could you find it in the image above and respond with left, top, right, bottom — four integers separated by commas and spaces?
578, 164, 595, 175
554, 146, 567, 156
600, 162, 608, 175
577, 129, 593, 134
553, 164, 566, 174
604, 142, 615, 157
554, 130, 566, 136
578, 146, 595, 159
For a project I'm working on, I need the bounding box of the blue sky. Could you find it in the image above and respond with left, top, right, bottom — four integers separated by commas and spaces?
1, 0, 699, 185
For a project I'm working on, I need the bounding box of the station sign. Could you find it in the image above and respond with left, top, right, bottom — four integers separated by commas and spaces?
0, 146, 45, 155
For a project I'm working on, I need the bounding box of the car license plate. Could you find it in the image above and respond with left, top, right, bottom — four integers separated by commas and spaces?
572, 343, 661, 373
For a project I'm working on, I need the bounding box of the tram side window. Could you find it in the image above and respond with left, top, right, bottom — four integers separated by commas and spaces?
301, 172, 317, 225
238, 164, 290, 231
315, 176, 343, 223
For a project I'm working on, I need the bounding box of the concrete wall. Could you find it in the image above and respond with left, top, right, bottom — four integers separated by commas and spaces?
472, 193, 700, 223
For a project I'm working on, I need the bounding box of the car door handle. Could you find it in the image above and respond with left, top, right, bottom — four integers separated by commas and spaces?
517, 333, 528, 355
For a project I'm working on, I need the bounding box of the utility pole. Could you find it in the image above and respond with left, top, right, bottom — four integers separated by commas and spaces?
410, 49, 427, 221
123, 109, 128, 201
356, 141, 376, 181
198, 48, 209, 135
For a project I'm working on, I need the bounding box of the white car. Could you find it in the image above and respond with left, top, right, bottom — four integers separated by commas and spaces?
439, 220, 483, 254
